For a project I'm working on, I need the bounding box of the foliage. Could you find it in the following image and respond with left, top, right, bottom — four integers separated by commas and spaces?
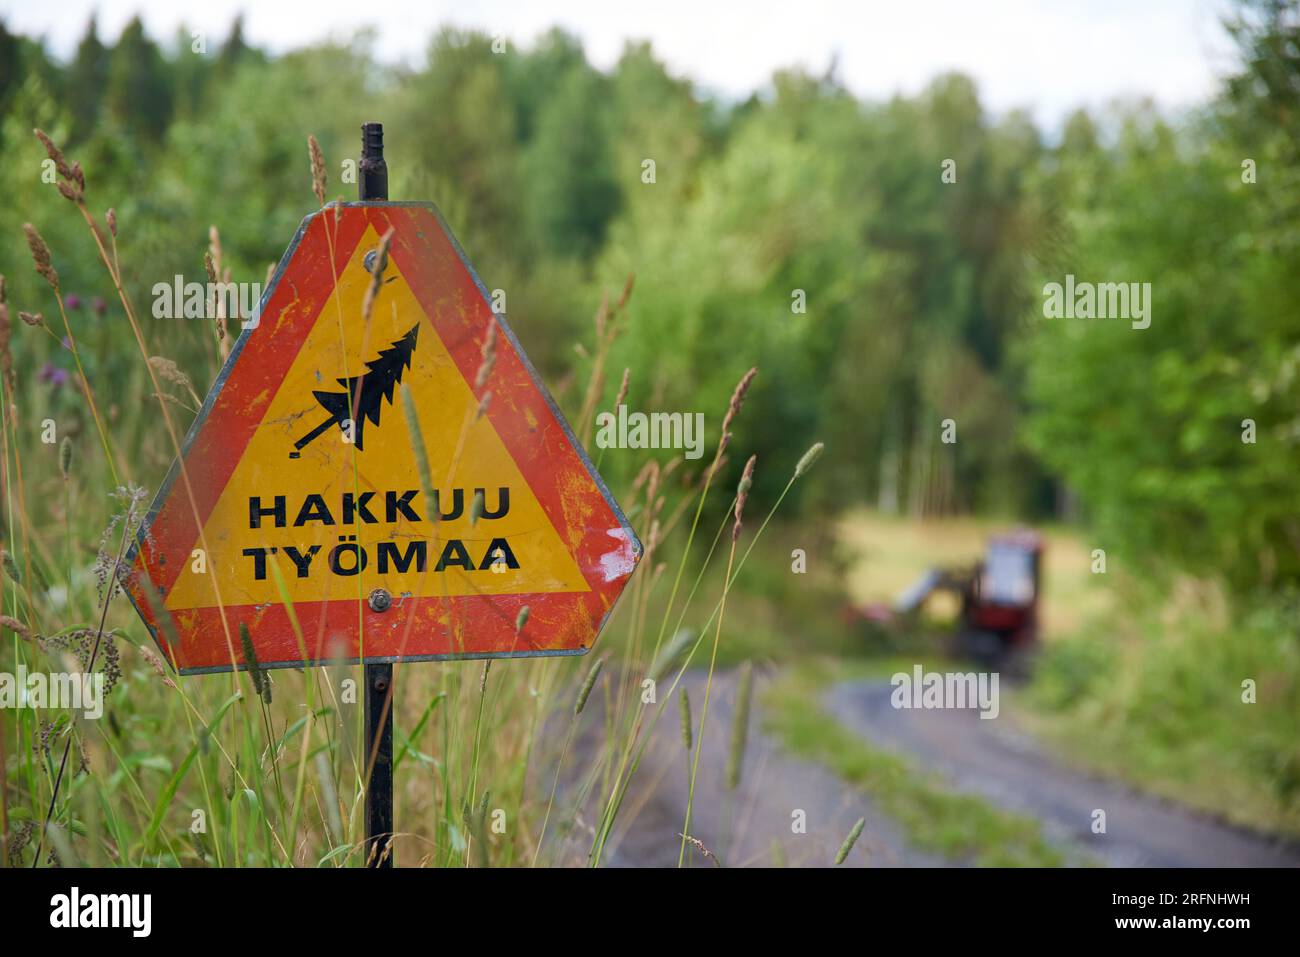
1027, 582, 1300, 835
0, 16, 1070, 529
1021, 2, 1300, 590
0, 0, 1297, 865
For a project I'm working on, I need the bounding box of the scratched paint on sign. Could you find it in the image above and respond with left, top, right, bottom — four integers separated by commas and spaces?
126, 203, 640, 674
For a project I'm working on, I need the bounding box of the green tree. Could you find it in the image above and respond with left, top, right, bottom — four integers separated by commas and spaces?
67, 16, 109, 143
520, 61, 619, 260
172, 24, 214, 121
218, 15, 260, 74
105, 16, 173, 142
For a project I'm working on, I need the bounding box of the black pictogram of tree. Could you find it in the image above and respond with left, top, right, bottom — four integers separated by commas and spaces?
293, 323, 419, 453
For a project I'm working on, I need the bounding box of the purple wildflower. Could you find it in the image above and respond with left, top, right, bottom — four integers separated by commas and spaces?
40, 363, 70, 387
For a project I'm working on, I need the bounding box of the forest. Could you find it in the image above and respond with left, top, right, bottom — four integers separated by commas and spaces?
0, 1, 1297, 868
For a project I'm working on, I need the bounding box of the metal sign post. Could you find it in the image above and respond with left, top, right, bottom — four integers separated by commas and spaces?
364, 658, 393, 867
359, 122, 394, 868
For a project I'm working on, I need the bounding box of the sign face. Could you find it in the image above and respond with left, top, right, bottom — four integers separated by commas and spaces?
126, 203, 641, 674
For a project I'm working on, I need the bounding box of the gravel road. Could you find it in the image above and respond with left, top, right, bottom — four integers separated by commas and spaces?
822, 679, 1300, 867
548, 668, 1300, 867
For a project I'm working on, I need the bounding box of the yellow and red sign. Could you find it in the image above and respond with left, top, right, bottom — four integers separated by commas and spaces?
127, 203, 641, 674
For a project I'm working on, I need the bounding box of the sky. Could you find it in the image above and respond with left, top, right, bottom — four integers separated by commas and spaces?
1, 0, 1242, 126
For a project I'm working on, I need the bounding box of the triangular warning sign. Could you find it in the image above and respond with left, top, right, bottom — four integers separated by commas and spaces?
126, 204, 641, 674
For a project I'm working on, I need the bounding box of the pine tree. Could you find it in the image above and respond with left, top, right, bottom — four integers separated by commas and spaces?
68, 16, 108, 143
105, 16, 173, 142
218, 15, 255, 74
173, 24, 214, 121
295, 324, 420, 453
0, 19, 21, 120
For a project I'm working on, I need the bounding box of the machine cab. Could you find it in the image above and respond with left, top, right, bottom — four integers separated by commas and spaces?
969, 531, 1042, 649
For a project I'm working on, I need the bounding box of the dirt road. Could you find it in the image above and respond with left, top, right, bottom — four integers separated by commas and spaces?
551, 669, 940, 867
823, 679, 1300, 867
553, 668, 1300, 867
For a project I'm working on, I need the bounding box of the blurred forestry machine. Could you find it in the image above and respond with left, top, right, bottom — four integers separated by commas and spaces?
850, 530, 1043, 669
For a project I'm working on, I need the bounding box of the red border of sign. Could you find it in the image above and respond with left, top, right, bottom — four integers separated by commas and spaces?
125, 203, 641, 675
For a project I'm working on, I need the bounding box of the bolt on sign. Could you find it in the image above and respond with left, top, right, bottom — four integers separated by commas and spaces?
126, 202, 642, 674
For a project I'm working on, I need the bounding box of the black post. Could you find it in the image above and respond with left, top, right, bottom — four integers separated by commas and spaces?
359, 121, 388, 203
360, 121, 394, 868
364, 661, 394, 867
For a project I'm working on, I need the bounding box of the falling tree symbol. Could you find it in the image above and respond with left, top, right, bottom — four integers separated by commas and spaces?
293, 323, 419, 454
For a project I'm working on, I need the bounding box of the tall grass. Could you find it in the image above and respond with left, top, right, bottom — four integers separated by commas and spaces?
1025, 580, 1300, 837
0, 130, 817, 868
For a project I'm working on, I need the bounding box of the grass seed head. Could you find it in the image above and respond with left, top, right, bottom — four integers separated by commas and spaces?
59, 436, 72, 480
106, 208, 117, 237
574, 657, 604, 716
795, 441, 824, 478
2, 549, 20, 583
614, 367, 630, 409
34, 129, 73, 180
0, 615, 33, 640
632, 459, 657, 493
515, 605, 530, 634
475, 323, 497, 390
472, 790, 491, 867
725, 661, 754, 790
308, 135, 327, 207
45, 628, 121, 695
362, 228, 394, 322
205, 250, 228, 344
239, 623, 267, 700
645, 518, 661, 558
616, 273, 635, 311
399, 383, 435, 515
643, 460, 661, 504
23, 223, 59, 291
677, 832, 720, 866
836, 817, 866, 865
0, 292, 11, 397
649, 627, 694, 683
721, 367, 757, 438
679, 686, 692, 751
733, 454, 757, 541
136, 642, 177, 688
33, 129, 82, 200
148, 356, 193, 394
